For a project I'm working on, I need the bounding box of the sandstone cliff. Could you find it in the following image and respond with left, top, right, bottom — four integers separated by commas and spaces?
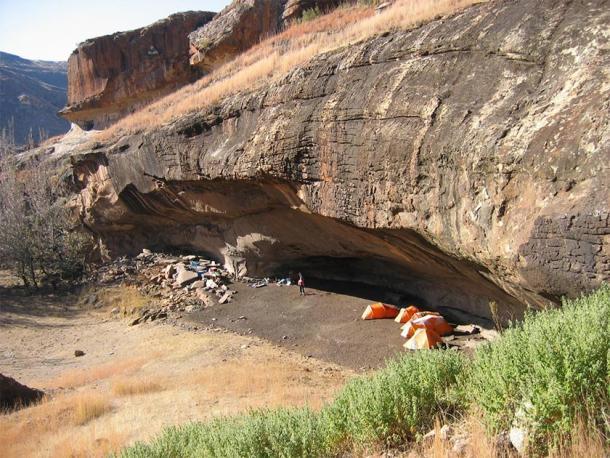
71, 0, 609, 321
60, 11, 215, 129
188, 0, 350, 72
189, 0, 285, 72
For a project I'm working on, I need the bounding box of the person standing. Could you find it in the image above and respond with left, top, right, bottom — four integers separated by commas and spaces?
298, 272, 305, 296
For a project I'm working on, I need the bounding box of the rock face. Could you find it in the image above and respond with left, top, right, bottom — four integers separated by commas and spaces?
188, 0, 350, 72
0, 373, 44, 410
72, 0, 609, 321
189, 0, 285, 72
60, 11, 215, 129
0, 51, 69, 144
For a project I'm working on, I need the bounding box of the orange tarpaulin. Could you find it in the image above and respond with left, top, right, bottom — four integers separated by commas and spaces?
403, 328, 443, 350
400, 314, 453, 338
361, 302, 399, 320
394, 306, 420, 323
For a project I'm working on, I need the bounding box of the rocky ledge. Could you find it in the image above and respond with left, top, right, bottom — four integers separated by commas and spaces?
60, 11, 215, 129
70, 0, 609, 321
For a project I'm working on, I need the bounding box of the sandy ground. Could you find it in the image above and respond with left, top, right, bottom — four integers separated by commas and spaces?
0, 277, 350, 457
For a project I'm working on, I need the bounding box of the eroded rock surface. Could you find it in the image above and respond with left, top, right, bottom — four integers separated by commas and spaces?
72, 0, 609, 320
60, 11, 215, 129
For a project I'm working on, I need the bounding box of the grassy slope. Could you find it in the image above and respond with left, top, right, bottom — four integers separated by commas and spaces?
120, 285, 609, 457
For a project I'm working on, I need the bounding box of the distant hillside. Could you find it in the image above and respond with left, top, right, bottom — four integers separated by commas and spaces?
0, 51, 70, 145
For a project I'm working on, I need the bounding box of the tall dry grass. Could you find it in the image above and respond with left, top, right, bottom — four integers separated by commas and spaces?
0, 391, 113, 457
47, 356, 150, 389
112, 377, 164, 397
96, 0, 481, 142
191, 358, 338, 409
72, 393, 112, 425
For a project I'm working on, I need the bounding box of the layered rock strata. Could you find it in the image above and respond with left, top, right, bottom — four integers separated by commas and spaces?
72, 0, 609, 321
60, 11, 215, 129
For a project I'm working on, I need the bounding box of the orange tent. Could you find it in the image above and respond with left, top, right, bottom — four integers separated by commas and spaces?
403, 328, 443, 350
400, 314, 453, 338
361, 302, 399, 320
394, 305, 420, 323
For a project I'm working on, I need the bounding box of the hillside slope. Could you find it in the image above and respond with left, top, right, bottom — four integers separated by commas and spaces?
0, 51, 69, 144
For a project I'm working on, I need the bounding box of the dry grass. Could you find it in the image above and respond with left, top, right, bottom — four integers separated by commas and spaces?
191, 358, 339, 410
0, 391, 112, 457
111, 377, 164, 397
95, 285, 149, 315
96, 0, 482, 142
71, 392, 112, 425
50, 429, 127, 458
409, 412, 609, 458
47, 355, 150, 389
548, 417, 608, 458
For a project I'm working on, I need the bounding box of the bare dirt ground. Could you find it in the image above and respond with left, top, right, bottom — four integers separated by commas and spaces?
188, 281, 407, 370
0, 273, 350, 457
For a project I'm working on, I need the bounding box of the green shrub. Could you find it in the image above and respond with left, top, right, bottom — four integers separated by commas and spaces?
467, 285, 610, 449
299, 6, 322, 22
121, 407, 326, 458
322, 349, 465, 451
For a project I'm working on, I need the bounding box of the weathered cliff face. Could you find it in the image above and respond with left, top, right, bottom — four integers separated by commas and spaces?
188, 0, 351, 72
72, 0, 609, 322
60, 11, 215, 129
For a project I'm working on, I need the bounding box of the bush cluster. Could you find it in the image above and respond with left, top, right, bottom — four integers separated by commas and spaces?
120, 286, 609, 457
0, 157, 93, 288
467, 285, 610, 449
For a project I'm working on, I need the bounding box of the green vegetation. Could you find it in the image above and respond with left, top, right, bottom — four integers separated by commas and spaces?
323, 350, 464, 450
120, 286, 609, 457
467, 284, 610, 449
299, 6, 322, 22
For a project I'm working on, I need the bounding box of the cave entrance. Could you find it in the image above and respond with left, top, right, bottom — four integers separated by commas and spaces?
268, 255, 496, 327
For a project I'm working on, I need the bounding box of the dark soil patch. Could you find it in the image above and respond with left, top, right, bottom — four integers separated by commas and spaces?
187, 282, 410, 370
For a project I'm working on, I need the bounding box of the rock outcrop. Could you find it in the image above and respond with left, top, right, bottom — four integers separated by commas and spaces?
189, 0, 285, 72
71, 0, 609, 321
188, 0, 350, 72
60, 11, 215, 129
0, 373, 44, 410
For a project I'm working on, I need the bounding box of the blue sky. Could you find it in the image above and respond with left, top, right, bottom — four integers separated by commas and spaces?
0, 0, 231, 61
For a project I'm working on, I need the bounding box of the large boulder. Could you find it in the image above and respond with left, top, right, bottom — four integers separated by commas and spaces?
0, 374, 44, 410
71, 0, 609, 322
188, 0, 285, 72
59, 11, 215, 129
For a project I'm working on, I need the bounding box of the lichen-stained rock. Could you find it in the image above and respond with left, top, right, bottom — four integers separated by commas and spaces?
188, 0, 285, 72
72, 0, 609, 320
60, 11, 215, 129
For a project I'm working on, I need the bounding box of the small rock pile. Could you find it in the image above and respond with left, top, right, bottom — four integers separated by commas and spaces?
94, 249, 239, 325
